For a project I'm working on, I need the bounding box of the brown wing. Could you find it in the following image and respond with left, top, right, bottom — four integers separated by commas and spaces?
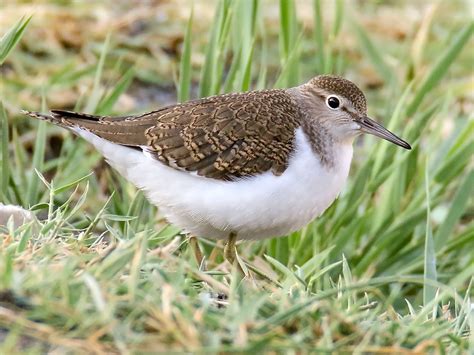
35, 89, 302, 180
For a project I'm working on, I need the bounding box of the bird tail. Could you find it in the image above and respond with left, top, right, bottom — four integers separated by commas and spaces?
21, 110, 103, 127
21, 110, 148, 146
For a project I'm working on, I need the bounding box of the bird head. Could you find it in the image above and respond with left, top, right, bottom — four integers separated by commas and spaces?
298, 75, 411, 149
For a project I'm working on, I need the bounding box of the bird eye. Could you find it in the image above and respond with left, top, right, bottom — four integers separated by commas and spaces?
326, 96, 340, 110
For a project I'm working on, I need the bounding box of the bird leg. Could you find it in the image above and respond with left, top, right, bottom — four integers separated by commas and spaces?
189, 236, 204, 269
224, 231, 238, 265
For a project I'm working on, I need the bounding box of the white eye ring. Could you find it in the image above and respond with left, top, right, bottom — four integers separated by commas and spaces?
326, 95, 341, 110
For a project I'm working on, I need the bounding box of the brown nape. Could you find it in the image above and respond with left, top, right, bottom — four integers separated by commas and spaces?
309, 75, 367, 114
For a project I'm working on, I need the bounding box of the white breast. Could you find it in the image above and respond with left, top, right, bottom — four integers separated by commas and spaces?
76, 127, 353, 240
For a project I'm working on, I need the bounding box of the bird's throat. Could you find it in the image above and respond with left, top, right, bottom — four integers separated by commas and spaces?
300, 120, 336, 168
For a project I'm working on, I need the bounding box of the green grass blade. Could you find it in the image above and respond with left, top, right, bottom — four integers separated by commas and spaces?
0, 102, 9, 201
434, 141, 474, 183
240, 42, 255, 91
233, 0, 258, 91
223, 47, 242, 93
178, 7, 194, 102
84, 32, 111, 113
370, 82, 414, 178
274, 33, 303, 88
11, 129, 27, 205
53, 173, 93, 195
331, 0, 344, 39
434, 169, 474, 250
255, 28, 268, 90
265, 254, 305, 287
199, 0, 232, 97
0, 15, 32, 65
352, 21, 394, 85
279, 0, 295, 59
406, 22, 473, 116
423, 160, 437, 307
278, 0, 299, 87
313, 0, 325, 72
97, 67, 135, 115
26, 103, 47, 206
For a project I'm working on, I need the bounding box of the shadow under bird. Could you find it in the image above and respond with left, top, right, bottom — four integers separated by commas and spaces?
23, 75, 411, 264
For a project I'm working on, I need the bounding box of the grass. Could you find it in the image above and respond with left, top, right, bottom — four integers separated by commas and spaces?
0, 1, 473, 353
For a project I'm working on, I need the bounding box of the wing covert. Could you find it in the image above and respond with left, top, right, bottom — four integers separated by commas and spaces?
142, 89, 301, 180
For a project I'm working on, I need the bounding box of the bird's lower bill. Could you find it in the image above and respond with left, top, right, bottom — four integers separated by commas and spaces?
358, 116, 411, 150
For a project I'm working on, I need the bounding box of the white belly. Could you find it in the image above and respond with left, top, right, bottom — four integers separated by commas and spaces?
77, 128, 353, 240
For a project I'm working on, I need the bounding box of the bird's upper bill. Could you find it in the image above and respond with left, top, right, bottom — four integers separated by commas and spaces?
357, 116, 411, 150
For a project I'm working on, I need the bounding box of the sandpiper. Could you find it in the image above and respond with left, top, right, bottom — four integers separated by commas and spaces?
23, 75, 411, 264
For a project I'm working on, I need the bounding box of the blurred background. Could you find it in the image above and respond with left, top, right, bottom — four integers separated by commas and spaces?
2, 1, 470, 111
0, 0, 472, 352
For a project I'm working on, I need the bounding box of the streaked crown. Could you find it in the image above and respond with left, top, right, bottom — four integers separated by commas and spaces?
309, 75, 367, 114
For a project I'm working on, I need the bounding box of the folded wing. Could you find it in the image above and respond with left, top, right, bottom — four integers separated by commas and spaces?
23, 89, 301, 180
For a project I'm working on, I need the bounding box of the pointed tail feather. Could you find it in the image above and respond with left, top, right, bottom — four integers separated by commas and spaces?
21, 110, 102, 126
50, 110, 102, 121
21, 110, 64, 125
21, 110, 148, 146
